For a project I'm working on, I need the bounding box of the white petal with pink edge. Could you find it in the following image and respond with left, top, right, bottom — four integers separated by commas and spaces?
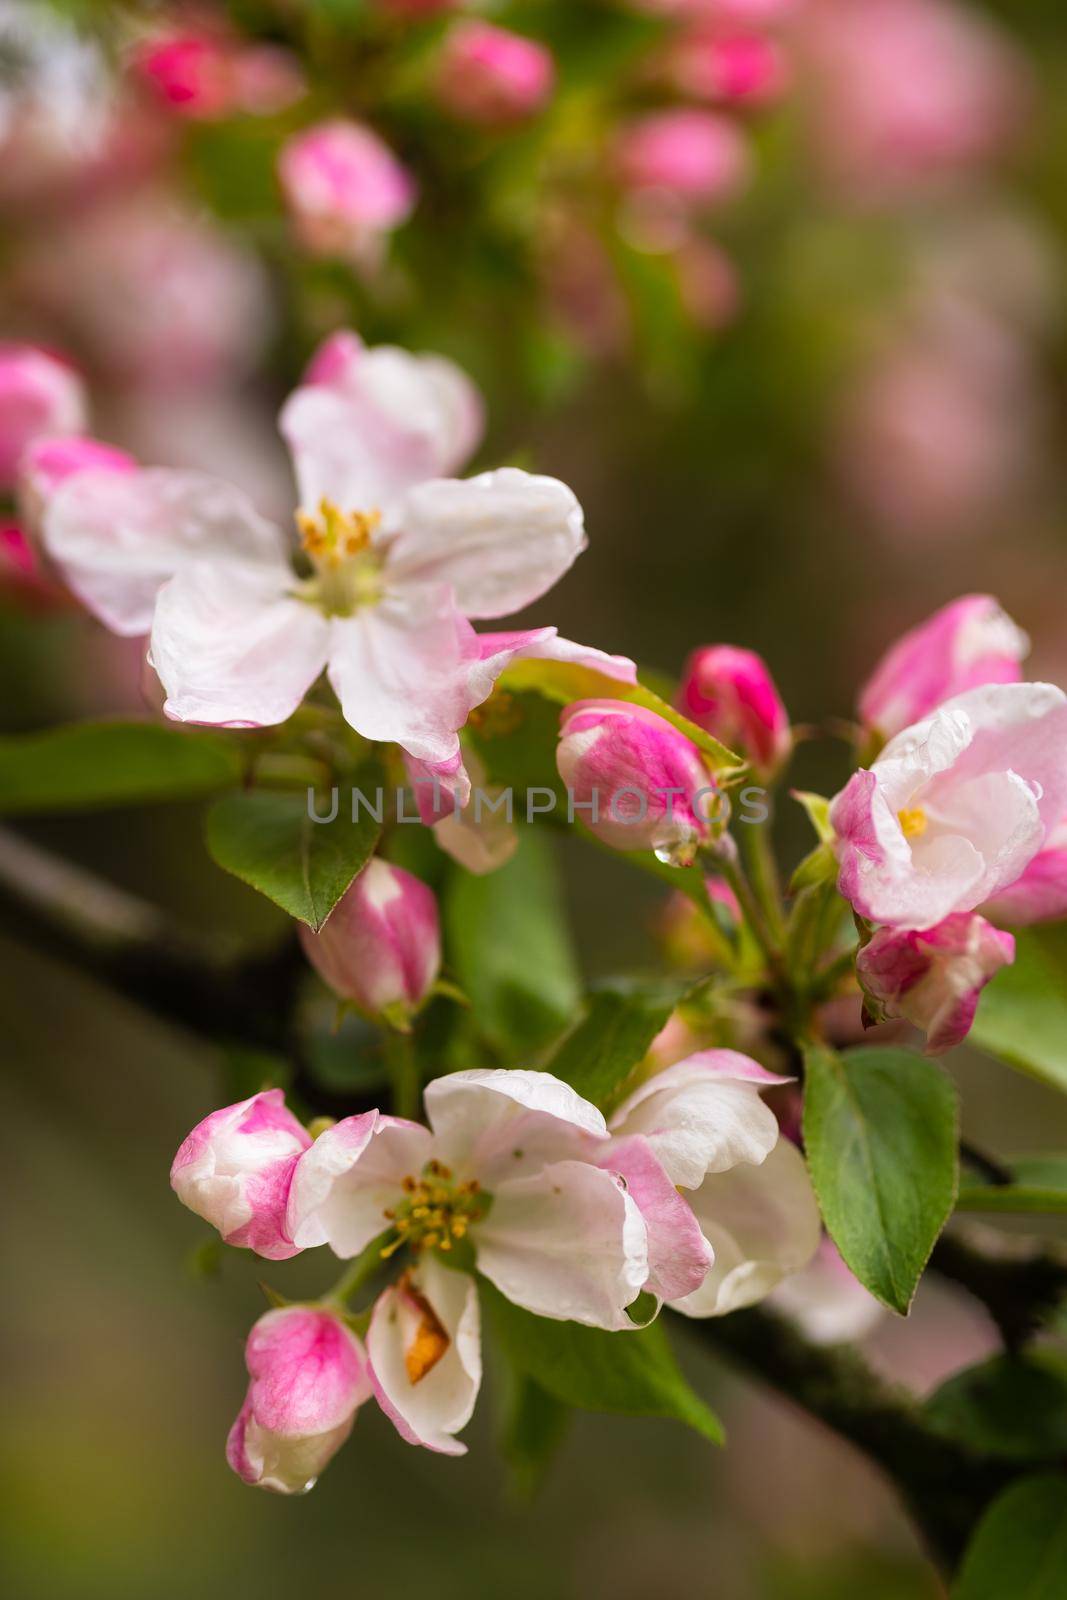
367, 1255, 481, 1455
42, 467, 286, 636
423, 1067, 608, 1182
150, 556, 330, 727
287, 1112, 434, 1255
476, 1158, 648, 1329
602, 1135, 713, 1302
387, 468, 586, 619
609, 1050, 787, 1189
670, 1140, 822, 1318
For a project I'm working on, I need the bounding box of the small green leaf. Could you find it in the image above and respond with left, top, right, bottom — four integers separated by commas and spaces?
803, 1045, 958, 1314
926, 1353, 1067, 1463
970, 925, 1067, 1095
500, 659, 739, 773
953, 1475, 1067, 1600
792, 790, 834, 844
205, 779, 381, 929
483, 1281, 723, 1445
444, 830, 580, 1057
957, 1154, 1067, 1215
0, 720, 243, 813
545, 977, 690, 1111
789, 842, 837, 895
499, 1374, 572, 1499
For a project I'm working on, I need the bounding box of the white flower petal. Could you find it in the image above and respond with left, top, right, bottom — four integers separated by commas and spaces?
150, 557, 330, 727
387, 468, 586, 619
42, 467, 286, 636
671, 1140, 822, 1318
477, 1159, 648, 1329
367, 1257, 481, 1455
423, 1068, 608, 1181
609, 1051, 786, 1189
287, 1112, 433, 1256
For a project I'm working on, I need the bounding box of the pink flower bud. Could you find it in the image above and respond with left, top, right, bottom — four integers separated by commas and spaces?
170, 1089, 311, 1259
614, 109, 751, 206
436, 21, 555, 126
556, 699, 715, 861
856, 913, 1015, 1054
299, 859, 441, 1018
227, 1307, 371, 1494
669, 27, 790, 107
983, 813, 1067, 927
278, 120, 416, 260
0, 346, 87, 491
17, 434, 138, 540
132, 34, 232, 119
678, 645, 790, 776
858, 595, 1029, 741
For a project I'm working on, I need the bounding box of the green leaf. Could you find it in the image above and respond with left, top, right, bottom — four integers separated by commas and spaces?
499, 1374, 572, 1499
444, 829, 580, 1057
957, 1154, 1067, 1214
499, 659, 740, 773
792, 790, 834, 844
482, 1281, 723, 1445
803, 1045, 958, 1314
926, 1354, 1067, 1463
789, 842, 837, 895
970, 925, 1067, 1095
545, 976, 690, 1111
0, 720, 243, 813
953, 1475, 1067, 1600
205, 781, 381, 929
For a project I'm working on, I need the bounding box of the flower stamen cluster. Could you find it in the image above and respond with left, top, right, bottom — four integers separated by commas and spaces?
381, 1159, 488, 1258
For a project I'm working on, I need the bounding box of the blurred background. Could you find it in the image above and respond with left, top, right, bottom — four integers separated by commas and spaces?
3, 1, 1067, 1595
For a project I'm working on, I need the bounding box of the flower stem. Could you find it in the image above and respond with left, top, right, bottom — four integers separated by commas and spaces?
384, 1027, 421, 1121
738, 812, 785, 942
324, 1230, 392, 1308
709, 839, 782, 977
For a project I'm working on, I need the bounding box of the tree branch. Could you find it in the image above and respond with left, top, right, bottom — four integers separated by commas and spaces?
931, 1226, 1067, 1353
680, 1305, 1018, 1571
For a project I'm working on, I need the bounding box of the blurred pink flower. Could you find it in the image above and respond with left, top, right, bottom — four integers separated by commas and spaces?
798, 0, 1028, 203
668, 25, 790, 107
0, 344, 86, 490
436, 22, 555, 126
614, 109, 752, 207
278, 119, 417, 263
133, 31, 304, 120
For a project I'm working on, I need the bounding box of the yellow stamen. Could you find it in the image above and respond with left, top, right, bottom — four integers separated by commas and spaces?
399, 1273, 451, 1384
898, 806, 928, 839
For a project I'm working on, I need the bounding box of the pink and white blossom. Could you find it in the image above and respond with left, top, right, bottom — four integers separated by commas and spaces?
0, 345, 86, 491
831, 682, 1067, 930
288, 1070, 651, 1451
38, 330, 624, 768
614, 109, 752, 207
607, 1052, 822, 1315
982, 812, 1067, 926
557, 699, 715, 861
227, 1306, 371, 1493
278, 120, 416, 261
678, 644, 790, 776
667, 26, 790, 108
170, 1089, 311, 1260
857, 912, 1015, 1053
299, 858, 440, 1019
133, 31, 304, 121
436, 22, 555, 126
858, 595, 1029, 742
17, 434, 136, 544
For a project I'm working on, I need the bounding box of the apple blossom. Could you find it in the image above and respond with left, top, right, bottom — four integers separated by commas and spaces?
607, 1052, 822, 1315
278, 120, 416, 261
17, 434, 136, 545
227, 1306, 371, 1493
982, 812, 1067, 926
288, 1070, 651, 1451
677, 644, 790, 777
37, 330, 630, 769
436, 22, 555, 126
668, 26, 790, 107
133, 31, 304, 121
614, 109, 752, 206
831, 682, 1067, 930
857, 913, 1015, 1053
556, 699, 716, 863
299, 858, 441, 1020
859, 595, 1029, 743
170, 1089, 311, 1260
0, 345, 86, 491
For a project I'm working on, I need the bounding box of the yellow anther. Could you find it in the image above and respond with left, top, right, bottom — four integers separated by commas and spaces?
897, 807, 928, 840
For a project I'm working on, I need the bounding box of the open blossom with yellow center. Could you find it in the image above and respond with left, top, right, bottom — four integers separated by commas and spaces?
897, 806, 928, 839
380, 1160, 488, 1257
38, 329, 631, 771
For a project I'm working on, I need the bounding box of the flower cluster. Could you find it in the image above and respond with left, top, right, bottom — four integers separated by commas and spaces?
173, 1057, 819, 1486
